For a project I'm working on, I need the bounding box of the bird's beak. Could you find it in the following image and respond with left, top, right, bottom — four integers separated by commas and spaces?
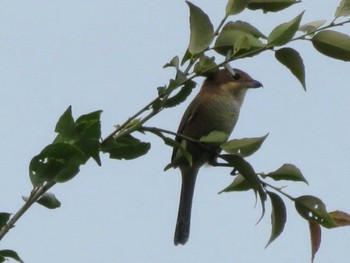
250, 80, 263, 89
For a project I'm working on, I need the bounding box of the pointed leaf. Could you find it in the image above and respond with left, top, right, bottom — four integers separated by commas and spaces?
294, 195, 337, 228
0, 213, 11, 230
226, 0, 249, 16
247, 0, 300, 13
54, 106, 76, 142
219, 174, 253, 193
268, 12, 304, 46
75, 110, 102, 165
37, 192, 61, 209
335, 0, 350, 18
221, 134, 268, 157
329, 210, 350, 226
163, 56, 180, 69
299, 20, 326, 34
264, 163, 308, 184
101, 134, 151, 160
0, 250, 24, 263
275, 47, 306, 90
175, 69, 187, 84
309, 222, 321, 263
181, 49, 193, 66
186, 1, 214, 54
220, 154, 267, 220
265, 191, 287, 247
312, 30, 350, 61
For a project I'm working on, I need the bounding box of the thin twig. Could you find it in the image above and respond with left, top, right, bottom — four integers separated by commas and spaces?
0, 182, 56, 241
140, 126, 200, 144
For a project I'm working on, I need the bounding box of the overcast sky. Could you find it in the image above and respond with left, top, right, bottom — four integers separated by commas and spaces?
1, 1, 350, 263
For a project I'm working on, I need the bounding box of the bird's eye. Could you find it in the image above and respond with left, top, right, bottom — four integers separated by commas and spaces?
233, 73, 241, 80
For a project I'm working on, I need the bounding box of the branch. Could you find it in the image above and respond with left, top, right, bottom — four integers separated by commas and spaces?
0, 182, 55, 241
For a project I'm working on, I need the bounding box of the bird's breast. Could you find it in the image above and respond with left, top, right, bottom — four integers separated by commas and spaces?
203, 95, 241, 135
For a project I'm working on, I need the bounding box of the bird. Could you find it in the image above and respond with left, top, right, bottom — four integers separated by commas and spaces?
168, 67, 262, 245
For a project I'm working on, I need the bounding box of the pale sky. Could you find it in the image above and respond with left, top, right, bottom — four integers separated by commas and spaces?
1, 1, 350, 263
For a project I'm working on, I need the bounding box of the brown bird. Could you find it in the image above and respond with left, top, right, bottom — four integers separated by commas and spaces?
169, 67, 262, 245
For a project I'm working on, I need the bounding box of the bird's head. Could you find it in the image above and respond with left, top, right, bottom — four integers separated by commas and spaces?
203, 68, 262, 95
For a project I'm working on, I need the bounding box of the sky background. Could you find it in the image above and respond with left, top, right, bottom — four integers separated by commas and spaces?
1, 1, 350, 262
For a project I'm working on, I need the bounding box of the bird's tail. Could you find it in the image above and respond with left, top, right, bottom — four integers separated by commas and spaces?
174, 167, 198, 245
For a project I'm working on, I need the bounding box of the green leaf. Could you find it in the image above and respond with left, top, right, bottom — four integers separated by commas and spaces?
101, 134, 151, 160
75, 110, 102, 165
226, 0, 249, 16
275, 47, 306, 90
335, 0, 350, 18
29, 143, 84, 186
329, 210, 350, 227
75, 110, 102, 126
163, 56, 180, 69
220, 154, 267, 220
30, 107, 102, 186
180, 49, 193, 66
309, 222, 321, 263
265, 191, 286, 247
175, 69, 187, 84
36, 192, 61, 209
162, 80, 196, 108
53, 108, 102, 165
200, 131, 229, 144
214, 21, 265, 56
0, 250, 24, 263
312, 30, 350, 61
294, 195, 337, 228
264, 163, 308, 184
221, 134, 268, 157
298, 20, 326, 34
247, 0, 300, 13
225, 21, 267, 39
186, 1, 214, 54
194, 55, 217, 73
233, 35, 250, 54
219, 174, 253, 193
54, 106, 76, 142
0, 213, 11, 229
268, 12, 304, 46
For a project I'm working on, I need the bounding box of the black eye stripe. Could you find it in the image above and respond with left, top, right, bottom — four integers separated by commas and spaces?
233, 73, 241, 80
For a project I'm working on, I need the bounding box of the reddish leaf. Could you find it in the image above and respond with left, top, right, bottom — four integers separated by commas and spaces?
309, 222, 321, 263
329, 210, 350, 226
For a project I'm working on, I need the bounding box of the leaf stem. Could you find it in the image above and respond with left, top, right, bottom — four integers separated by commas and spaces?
262, 180, 295, 201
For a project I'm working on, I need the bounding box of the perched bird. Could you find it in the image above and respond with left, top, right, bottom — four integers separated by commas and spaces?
169, 67, 262, 245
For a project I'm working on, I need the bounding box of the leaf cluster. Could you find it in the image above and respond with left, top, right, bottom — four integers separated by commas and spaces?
216, 135, 350, 259
29, 106, 102, 187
